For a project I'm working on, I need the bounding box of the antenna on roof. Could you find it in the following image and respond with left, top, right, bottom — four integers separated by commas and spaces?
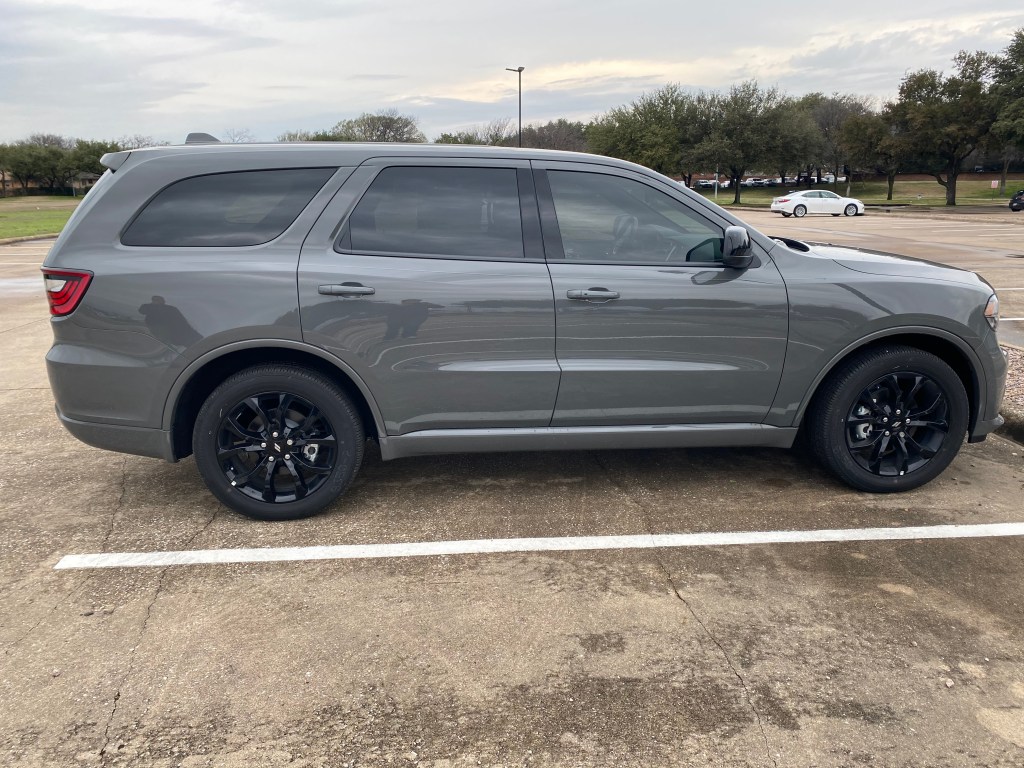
185, 133, 221, 145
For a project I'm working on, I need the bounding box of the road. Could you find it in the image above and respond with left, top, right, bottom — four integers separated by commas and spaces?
1, 217, 1023, 767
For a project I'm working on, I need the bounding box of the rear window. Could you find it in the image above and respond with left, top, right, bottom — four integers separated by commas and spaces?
121, 168, 335, 247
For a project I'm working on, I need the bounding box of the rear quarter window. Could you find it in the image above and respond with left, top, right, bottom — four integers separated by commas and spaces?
121, 168, 335, 247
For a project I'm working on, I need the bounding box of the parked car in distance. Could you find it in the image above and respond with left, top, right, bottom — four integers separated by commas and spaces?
42, 138, 1005, 520
771, 189, 864, 218
1010, 190, 1023, 212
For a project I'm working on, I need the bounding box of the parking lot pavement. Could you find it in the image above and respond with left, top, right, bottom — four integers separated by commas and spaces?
2, 228, 1024, 767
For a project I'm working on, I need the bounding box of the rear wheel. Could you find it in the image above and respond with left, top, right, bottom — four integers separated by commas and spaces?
193, 365, 364, 520
844, 203, 858, 216
793, 205, 807, 218
781, 212, 792, 218
808, 345, 968, 493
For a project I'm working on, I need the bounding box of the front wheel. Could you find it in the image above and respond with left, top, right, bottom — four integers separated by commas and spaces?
193, 365, 364, 520
844, 204, 858, 216
807, 346, 968, 493
793, 205, 807, 218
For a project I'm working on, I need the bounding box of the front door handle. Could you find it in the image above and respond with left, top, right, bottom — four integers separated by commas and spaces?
318, 283, 375, 297
567, 288, 620, 301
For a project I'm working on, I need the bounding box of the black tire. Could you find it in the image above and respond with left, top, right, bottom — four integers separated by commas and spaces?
831, 213, 841, 216
793, 205, 807, 218
844, 204, 858, 217
781, 212, 792, 218
193, 365, 364, 520
807, 345, 968, 493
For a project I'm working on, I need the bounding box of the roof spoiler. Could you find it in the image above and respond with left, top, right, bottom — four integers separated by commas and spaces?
100, 150, 131, 171
185, 132, 221, 144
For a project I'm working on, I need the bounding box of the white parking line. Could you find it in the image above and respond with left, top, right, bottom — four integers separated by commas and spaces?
53, 522, 1024, 570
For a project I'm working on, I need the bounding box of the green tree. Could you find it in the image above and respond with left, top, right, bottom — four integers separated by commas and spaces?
72, 139, 121, 177
521, 119, 588, 151
0, 144, 10, 198
991, 28, 1024, 193
801, 92, 871, 193
886, 51, 998, 205
843, 112, 910, 200
587, 84, 700, 184
331, 109, 425, 142
688, 81, 788, 204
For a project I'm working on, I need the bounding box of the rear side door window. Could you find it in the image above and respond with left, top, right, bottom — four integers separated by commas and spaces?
121, 168, 336, 247
342, 166, 525, 260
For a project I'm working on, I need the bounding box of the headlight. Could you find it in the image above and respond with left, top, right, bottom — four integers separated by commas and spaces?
984, 294, 999, 330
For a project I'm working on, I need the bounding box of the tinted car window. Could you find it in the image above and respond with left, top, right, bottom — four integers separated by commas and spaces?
347, 167, 524, 259
122, 168, 335, 247
547, 171, 723, 263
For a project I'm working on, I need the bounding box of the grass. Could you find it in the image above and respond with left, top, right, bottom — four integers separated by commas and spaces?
696, 177, 1024, 207
0, 195, 80, 239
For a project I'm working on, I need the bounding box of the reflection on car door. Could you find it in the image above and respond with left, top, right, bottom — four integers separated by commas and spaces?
535, 162, 788, 426
297, 160, 560, 435
819, 191, 843, 214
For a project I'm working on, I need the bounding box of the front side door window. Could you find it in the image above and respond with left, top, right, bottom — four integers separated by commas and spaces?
545, 170, 724, 264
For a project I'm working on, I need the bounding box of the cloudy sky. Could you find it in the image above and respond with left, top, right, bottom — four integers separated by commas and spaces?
2, 0, 1023, 144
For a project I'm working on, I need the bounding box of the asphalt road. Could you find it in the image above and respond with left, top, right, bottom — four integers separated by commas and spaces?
2, 216, 1024, 768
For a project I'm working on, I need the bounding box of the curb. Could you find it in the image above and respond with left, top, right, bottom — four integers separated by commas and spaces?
997, 407, 1024, 445
0, 234, 61, 246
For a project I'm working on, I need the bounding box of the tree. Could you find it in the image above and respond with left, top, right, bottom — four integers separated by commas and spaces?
0, 144, 10, 198
72, 139, 121, 176
222, 128, 256, 143
991, 28, 1024, 193
587, 84, 700, 183
435, 118, 515, 145
688, 81, 788, 203
843, 112, 911, 200
521, 119, 588, 151
886, 51, 999, 205
801, 93, 871, 194
331, 109, 425, 142
116, 135, 161, 149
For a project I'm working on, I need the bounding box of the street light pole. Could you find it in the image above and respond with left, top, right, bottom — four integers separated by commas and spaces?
505, 66, 524, 147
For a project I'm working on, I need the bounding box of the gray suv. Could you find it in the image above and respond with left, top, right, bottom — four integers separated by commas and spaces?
42, 140, 1007, 520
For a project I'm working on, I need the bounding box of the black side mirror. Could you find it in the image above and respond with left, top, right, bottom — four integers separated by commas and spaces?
722, 226, 753, 269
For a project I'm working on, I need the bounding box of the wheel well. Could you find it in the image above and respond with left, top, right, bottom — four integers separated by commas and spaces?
801, 333, 979, 431
170, 348, 380, 460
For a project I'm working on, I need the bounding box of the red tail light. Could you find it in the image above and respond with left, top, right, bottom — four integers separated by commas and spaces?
42, 268, 93, 316
777, 198, 790, 203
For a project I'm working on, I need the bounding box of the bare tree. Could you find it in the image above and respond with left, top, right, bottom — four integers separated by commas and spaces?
222, 127, 257, 143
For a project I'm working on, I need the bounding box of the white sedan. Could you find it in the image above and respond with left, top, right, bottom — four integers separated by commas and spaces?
770, 190, 864, 218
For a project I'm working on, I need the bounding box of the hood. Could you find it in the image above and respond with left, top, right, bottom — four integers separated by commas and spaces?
798, 241, 986, 288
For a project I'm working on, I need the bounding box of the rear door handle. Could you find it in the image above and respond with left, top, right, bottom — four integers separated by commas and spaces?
318, 283, 375, 297
566, 288, 620, 301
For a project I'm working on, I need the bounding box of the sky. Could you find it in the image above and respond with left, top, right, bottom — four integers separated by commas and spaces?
2, 0, 1023, 144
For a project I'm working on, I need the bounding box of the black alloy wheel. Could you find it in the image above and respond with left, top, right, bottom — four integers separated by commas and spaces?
808, 345, 968, 493
217, 392, 336, 503
194, 365, 364, 520
844, 372, 949, 477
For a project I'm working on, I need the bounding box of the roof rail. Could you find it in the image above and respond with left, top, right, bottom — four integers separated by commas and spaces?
184, 132, 221, 145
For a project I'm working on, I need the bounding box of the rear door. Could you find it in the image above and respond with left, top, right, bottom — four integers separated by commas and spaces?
297, 158, 559, 435
535, 161, 788, 426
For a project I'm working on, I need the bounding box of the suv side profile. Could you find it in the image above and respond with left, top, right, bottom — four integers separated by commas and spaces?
43, 140, 1007, 520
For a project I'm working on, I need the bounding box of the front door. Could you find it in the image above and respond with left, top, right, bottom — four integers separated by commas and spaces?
298, 160, 559, 435
535, 163, 788, 426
